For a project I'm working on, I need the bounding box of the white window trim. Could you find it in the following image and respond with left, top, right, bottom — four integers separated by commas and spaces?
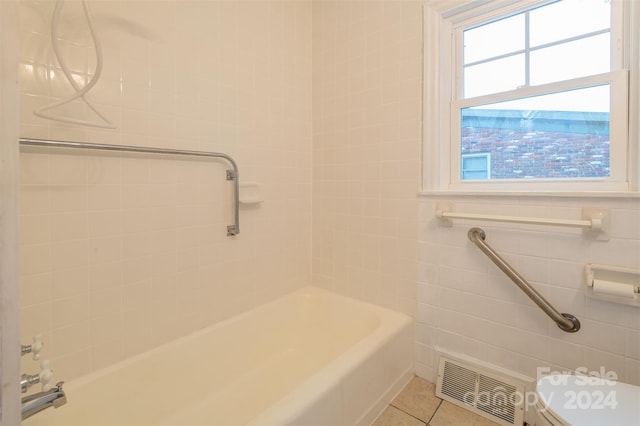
422, 0, 640, 195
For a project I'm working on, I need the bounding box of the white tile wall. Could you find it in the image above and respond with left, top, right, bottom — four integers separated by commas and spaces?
18, 0, 640, 394
19, 0, 312, 380
311, 0, 640, 390
417, 196, 640, 386
311, 1, 422, 316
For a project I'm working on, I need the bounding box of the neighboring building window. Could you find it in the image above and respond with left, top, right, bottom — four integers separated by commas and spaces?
461, 153, 490, 180
423, 0, 638, 192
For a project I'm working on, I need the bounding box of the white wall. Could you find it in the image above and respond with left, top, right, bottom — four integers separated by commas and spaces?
311, 0, 640, 388
19, 0, 312, 381
17, 0, 640, 393
311, 0, 422, 316
417, 196, 640, 386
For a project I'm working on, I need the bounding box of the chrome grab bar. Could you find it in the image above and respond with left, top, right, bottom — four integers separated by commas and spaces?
467, 227, 581, 333
19, 137, 240, 236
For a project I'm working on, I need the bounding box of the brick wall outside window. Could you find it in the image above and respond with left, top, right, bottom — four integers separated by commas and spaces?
461, 110, 610, 179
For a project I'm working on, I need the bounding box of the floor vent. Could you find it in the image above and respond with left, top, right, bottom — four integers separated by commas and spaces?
436, 355, 527, 426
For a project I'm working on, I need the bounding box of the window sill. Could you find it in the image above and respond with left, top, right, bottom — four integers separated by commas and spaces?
418, 190, 640, 199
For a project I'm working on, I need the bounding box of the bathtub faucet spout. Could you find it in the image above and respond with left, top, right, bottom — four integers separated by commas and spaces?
21, 381, 67, 420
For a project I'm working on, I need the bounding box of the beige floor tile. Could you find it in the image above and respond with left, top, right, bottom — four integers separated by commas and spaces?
390, 376, 442, 423
428, 401, 500, 426
372, 406, 426, 426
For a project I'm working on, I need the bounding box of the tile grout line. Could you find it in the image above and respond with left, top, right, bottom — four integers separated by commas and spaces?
387, 404, 427, 425
425, 399, 444, 425
389, 398, 444, 426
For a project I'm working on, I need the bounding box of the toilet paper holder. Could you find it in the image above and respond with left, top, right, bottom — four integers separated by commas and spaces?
584, 263, 640, 307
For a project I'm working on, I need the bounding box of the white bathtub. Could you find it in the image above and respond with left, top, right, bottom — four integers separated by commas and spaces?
23, 287, 414, 426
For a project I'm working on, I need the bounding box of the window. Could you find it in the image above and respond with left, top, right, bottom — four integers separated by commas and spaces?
462, 153, 490, 180
423, 0, 639, 192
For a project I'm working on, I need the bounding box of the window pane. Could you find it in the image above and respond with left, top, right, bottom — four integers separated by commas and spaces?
462, 155, 489, 180
461, 85, 610, 180
464, 55, 524, 98
462, 170, 489, 180
531, 34, 610, 85
464, 14, 524, 64
463, 156, 487, 169
530, 0, 610, 47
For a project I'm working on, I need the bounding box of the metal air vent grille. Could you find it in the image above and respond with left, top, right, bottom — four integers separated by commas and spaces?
436, 356, 526, 426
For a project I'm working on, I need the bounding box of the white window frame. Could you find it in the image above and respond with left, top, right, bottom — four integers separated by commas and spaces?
422, 0, 640, 194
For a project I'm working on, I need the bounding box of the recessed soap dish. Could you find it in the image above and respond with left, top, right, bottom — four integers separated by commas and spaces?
239, 182, 263, 204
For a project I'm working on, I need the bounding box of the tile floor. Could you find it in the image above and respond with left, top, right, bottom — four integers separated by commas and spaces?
372, 377, 500, 426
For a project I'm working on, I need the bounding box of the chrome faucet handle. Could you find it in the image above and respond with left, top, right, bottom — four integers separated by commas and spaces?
21, 334, 43, 360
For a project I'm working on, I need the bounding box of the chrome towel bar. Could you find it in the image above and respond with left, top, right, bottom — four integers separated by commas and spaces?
19, 137, 240, 236
468, 227, 580, 333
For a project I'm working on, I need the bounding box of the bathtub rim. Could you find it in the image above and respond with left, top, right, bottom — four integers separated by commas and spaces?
247, 305, 413, 426
164, 286, 415, 425
55, 286, 412, 396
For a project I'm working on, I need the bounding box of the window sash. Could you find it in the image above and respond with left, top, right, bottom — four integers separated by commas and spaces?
463, 28, 611, 69
449, 70, 629, 189
452, 0, 625, 100
421, 0, 638, 193
454, 71, 625, 110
